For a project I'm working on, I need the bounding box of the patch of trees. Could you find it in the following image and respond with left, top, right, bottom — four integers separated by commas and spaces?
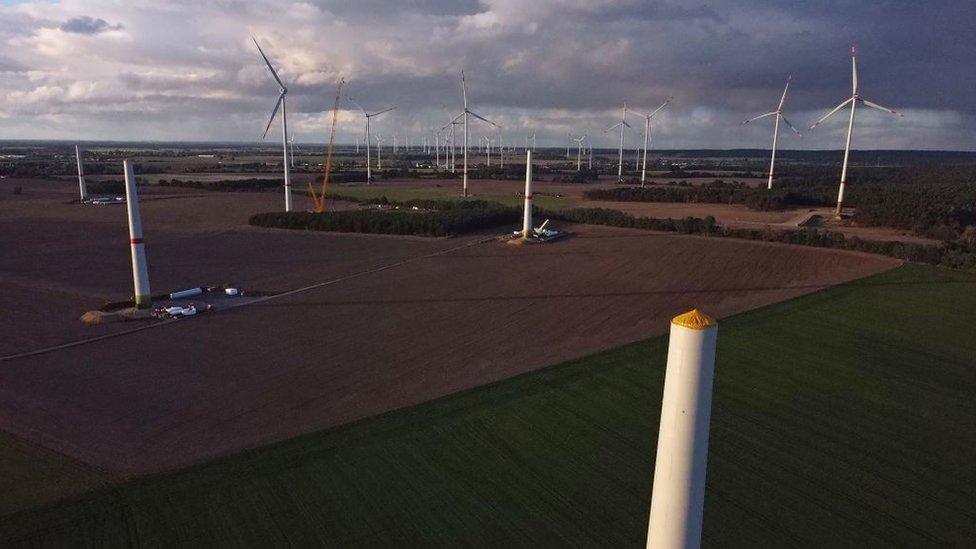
584, 181, 822, 211
584, 167, 976, 245
249, 202, 519, 237
552, 168, 601, 183
541, 207, 976, 271
159, 178, 282, 192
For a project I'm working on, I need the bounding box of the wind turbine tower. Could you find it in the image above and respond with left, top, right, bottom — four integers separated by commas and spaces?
447, 70, 499, 197
605, 102, 631, 182
630, 97, 672, 188
349, 97, 395, 183
75, 145, 87, 201
375, 135, 384, 169
252, 37, 293, 212
573, 135, 587, 171
809, 46, 903, 217
742, 79, 801, 189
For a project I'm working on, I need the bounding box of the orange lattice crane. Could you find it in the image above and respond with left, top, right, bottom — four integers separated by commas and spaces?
310, 77, 344, 212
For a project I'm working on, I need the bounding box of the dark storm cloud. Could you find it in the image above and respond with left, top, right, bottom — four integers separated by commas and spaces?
1, 0, 974, 147
59, 16, 123, 35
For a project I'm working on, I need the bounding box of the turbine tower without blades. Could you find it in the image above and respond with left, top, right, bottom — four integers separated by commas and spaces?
808, 46, 903, 217
252, 36, 293, 212
742, 79, 801, 189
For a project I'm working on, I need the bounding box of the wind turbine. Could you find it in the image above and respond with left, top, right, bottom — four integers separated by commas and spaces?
435, 131, 441, 168
630, 97, 672, 187
288, 136, 296, 168
605, 102, 631, 182
499, 134, 504, 168
348, 96, 395, 183
742, 79, 801, 190
374, 135, 384, 170
809, 46, 903, 217
74, 145, 87, 201
482, 135, 492, 166
445, 70, 499, 197
572, 135, 587, 171
252, 36, 293, 211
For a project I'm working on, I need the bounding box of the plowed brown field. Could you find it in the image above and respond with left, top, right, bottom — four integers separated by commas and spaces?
0, 179, 897, 481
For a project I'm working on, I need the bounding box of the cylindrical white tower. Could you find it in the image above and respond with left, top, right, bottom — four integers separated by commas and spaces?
123, 160, 152, 309
522, 150, 533, 238
647, 309, 718, 549
75, 145, 87, 201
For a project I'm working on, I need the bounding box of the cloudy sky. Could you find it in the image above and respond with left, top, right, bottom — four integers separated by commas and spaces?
0, 0, 973, 149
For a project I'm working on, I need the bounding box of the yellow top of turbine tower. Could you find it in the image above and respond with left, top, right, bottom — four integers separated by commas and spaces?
672, 309, 716, 330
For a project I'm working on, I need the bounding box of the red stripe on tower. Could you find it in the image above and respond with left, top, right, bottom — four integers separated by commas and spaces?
130, 238, 144, 244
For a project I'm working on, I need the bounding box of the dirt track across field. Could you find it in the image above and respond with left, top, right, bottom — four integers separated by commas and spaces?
0, 181, 899, 478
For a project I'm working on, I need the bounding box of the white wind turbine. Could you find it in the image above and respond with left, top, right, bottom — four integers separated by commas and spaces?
630, 97, 672, 187
348, 96, 395, 183
445, 70, 499, 197
374, 134, 385, 170
572, 134, 587, 171
742, 78, 801, 189
809, 46, 903, 217
482, 135, 492, 166
252, 36, 293, 211
605, 102, 631, 182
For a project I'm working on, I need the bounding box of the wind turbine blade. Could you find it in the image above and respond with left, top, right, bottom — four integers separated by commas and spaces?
860, 99, 904, 117
741, 111, 778, 125
851, 45, 858, 94
370, 106, 396, 117
262, 94, 283, 139
780, 115, 802, 136
648, 96, 672, 119
252, 37, 286, 91
439, 113, 464, 131
467, 110, 498, 127
809, 97, 854, 130
460, 70, 467, 109
777, 76, 791, 110
622, 120, 632, 128
346, 96, 367, 114
604, 122, 623, 132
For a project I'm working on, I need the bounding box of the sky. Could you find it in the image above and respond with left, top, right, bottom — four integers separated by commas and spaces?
0, 0, 974, 150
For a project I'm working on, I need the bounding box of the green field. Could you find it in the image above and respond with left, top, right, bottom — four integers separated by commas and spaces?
1, 264, 974, 546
